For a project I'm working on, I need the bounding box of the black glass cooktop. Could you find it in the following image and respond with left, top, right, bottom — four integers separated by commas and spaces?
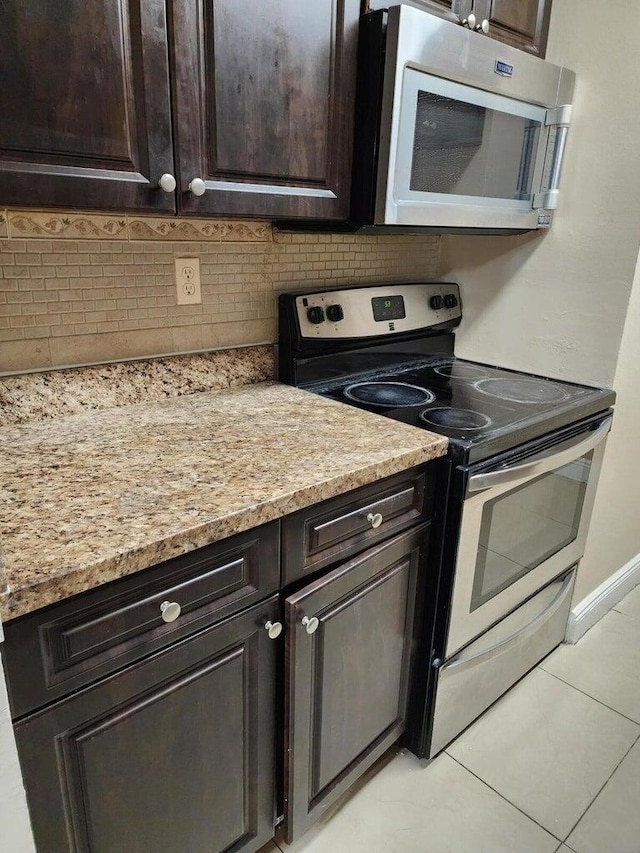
304, 356, 615, 464
279, 284, 615, 465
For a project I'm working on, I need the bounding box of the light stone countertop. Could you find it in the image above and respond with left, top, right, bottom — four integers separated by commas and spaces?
0, 382, 447, 621
0, 345, 274, 425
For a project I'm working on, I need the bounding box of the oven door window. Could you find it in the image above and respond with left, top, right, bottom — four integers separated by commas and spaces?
471, 451, 593, 611
394, 69, 547, 210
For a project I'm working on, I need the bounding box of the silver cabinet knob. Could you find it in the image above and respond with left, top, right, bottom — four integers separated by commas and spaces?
160, 600, 181, 623
366, 512, 384, 529
462, 12, 477, 29
264, 620, 283, 640
476, 19, 490, 33
158, 173, 176, 192
189, 177, 206, 197
301, 615, 319, 635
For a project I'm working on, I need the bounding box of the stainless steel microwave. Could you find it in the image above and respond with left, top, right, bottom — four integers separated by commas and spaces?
347, 5, 576, 235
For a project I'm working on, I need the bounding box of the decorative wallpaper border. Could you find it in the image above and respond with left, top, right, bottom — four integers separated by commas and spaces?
1, 209, 272, 243
8, 211, 127, 240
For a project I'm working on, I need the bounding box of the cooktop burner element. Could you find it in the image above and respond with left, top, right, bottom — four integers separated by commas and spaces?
420, 407, 492, 431
434, 363, 489, 380
344, 382, 436, 408
474, 377, 571, 404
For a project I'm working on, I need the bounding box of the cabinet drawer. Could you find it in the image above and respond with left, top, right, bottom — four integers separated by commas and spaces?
282, 466, 434, 585
2, 522, 280, 719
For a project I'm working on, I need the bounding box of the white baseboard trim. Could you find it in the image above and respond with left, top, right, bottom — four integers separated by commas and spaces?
565, 552, 640, 644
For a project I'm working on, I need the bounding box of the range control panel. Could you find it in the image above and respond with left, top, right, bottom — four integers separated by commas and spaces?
295, 283, 461, 339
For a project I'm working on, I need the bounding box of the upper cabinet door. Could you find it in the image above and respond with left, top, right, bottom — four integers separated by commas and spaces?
170, 0, 360, 219
364, 0, 551, 57
484, 0, 552, 57
0, 0, 175, 213
363, 1, 471, 24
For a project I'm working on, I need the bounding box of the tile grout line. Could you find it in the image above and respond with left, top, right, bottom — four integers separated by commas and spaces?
557, 731, 640, 845
612, 605, 640, 623
539, 666, 640, 727
272, 629, 639, 853
445, 751, 565, 844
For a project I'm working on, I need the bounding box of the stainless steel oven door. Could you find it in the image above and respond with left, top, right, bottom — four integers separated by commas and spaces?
445, 416, 612, 658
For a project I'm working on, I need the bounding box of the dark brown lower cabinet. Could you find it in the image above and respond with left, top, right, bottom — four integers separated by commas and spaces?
6, 468, 437, 851
283, 524, 429, 841
14, 596, 279, 853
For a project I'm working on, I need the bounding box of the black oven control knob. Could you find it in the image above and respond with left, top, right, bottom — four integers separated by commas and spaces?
326, 304, 344, 322
444, 293, 459, 309
307, 306, 325, 325
430, 295, 444, 310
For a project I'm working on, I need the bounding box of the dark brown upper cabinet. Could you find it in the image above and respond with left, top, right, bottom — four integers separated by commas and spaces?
0, 0, 176, 213
485, 0, 552, 58
364, 0, 552, 57
387, 0, 462, 16
170, 0, 361, 219
362, 0, 469, 24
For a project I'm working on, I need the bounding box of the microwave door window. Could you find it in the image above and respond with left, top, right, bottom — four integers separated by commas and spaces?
409, 91, 541, 202
470, 452, 593, 612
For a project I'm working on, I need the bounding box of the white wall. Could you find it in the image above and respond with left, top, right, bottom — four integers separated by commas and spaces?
578, 249, 640, 600
0, 649, 35, 853
440, 0, 640, 599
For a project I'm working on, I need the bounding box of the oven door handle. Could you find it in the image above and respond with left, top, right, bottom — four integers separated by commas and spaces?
468, 415, 612, 495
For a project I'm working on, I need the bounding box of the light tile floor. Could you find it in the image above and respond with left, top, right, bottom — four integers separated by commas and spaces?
271, 583, 640, 853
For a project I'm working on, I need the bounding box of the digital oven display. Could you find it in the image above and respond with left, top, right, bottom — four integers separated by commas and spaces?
371, 295, 406, 322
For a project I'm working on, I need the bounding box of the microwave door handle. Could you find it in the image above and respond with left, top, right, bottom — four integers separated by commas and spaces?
533, 104, 573, 211
468, 415, 612, 494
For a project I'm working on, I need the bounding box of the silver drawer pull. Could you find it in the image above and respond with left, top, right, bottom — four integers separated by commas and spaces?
366, 512, 383, 529
160, 601, 182, 623
264, 620, 283, 640
301, 615, 319, 635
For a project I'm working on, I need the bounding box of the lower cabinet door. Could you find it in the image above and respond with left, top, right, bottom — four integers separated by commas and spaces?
14, 596, 279, 853
284, 525, 429, 841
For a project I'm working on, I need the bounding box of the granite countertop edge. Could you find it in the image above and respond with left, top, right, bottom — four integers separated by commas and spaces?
0, 382, 448, 622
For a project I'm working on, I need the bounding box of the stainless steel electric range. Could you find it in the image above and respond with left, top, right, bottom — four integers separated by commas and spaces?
278, 282, 615, 758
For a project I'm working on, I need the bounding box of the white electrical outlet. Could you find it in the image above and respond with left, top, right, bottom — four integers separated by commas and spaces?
175, 258, 202, 305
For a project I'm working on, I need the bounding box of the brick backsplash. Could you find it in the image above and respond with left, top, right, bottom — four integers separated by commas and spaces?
0, 209, 441, 373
